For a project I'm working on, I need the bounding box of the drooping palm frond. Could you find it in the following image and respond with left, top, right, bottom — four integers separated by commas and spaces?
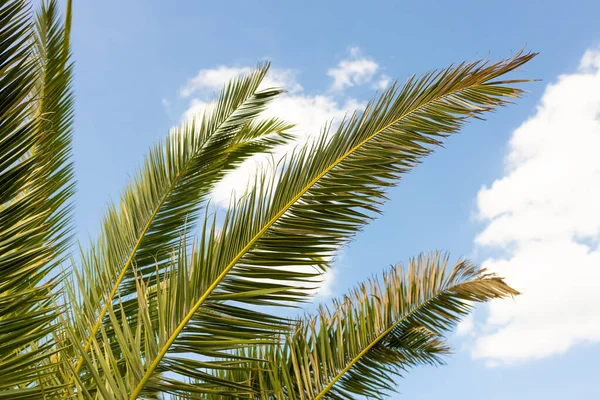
66, 65, 294, 385
198, 253, 517, 399
0, 0, 74, 397
111, 52, 537, 398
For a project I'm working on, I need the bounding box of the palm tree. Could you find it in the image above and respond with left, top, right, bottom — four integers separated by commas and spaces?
0, 1, 535, 399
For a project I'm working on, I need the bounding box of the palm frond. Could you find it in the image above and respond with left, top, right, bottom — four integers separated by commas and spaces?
66, 65, 293, 385
0, 0, 74, 396
202, 253, 517, 399
63, 229, 291, 398
117, 52, 536, 398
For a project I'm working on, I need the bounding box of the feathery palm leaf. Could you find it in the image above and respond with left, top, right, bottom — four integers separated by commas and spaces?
0, 0, 74, 397
200, 253, 517, 399
63, 237, 291, 399
66, 67, 293, 387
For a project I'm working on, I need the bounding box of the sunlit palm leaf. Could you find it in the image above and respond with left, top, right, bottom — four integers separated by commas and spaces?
201, 253, 517, 399
67, 64, 293, 380
0, 0, 74, 397
64, 233, 292, 398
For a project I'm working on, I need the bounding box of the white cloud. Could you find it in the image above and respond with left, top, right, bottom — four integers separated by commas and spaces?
180, 66, 302, 98
456, 313, 475, 337
327, 47, 380, 92
580, 48, 600, 71
181, 98, 210, 121
312, 268, 336, 300
161, 97, 173, 118
470, 47, 600, 365
373, 74, 391, 91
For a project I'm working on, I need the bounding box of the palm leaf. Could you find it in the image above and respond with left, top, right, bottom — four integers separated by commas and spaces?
0, 0, 74, 397
203, 253, 517, 399
118, 52, 536, 398
63, 231, 292, 398
66, 66, 293, 385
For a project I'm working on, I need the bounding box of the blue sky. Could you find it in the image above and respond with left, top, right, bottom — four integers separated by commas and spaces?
69, 0, 600, 398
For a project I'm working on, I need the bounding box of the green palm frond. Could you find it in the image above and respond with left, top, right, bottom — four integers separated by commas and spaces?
67, 65, 293, 383
108, 52, 537, 398
64, 231, 293, 398
201, 253, 517, 399
0, 0, 74, 397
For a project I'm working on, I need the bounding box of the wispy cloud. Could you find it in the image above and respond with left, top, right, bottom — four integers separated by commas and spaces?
469, 47, 600, 365
327, 47, 380, 92
373, 74, 391, 91
179, 65, 302, 98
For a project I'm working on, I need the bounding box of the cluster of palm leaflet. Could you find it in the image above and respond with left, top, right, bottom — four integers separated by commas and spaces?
0, 1, 535, 399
